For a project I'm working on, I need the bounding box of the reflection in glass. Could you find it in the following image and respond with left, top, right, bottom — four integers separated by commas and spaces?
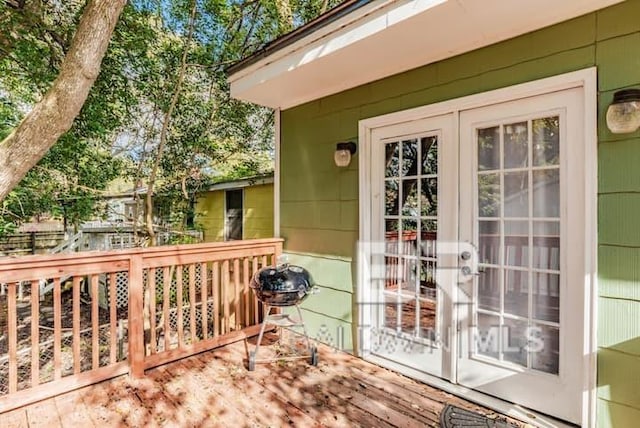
533, 117, 560, 166
400, 258, 418, 295
421, 178, 438, 216
385, 180, 399, 216
421, 136, 438, 175
531, 324, 559, 374
478, 267, 500, 312
401, 179, 419, 216
385, 142, 399, 177
384, 294, 399, 331
503, 317, 528, 367
402, 140, 418, 176
385, 220, 398, 254
504, 270, 528, 317
533, 272, 560, 323
418, 299, 437, 340
400, 219, 418, 256
504, 122, 528, 169
504, 172, 529, 217
384, 257, 400, 290
478, 173, 500, 217
504, 221, 528, 267
478, 126, 501, 171
479, 221, 500, 265
533, 221, 560, 270
477, 313, 500, 358
400, 299, 418, 335
421, 220, 437, 258
420, 260, 437, 299
533, 169, 560, 218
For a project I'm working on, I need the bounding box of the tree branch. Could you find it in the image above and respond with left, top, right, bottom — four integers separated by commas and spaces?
0, 0, 127, 202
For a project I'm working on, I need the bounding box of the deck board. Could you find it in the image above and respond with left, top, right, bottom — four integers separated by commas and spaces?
0, 337, 525, 427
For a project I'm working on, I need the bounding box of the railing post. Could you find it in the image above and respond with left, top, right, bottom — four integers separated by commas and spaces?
128, 254, 145, 379
274, 240, 283, 263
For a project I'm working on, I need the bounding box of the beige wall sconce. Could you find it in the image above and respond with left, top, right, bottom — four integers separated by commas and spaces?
334, 141, 357, 167
606, 89, 640, 134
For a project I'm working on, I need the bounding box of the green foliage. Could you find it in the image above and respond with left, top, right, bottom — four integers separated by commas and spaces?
0, 0, 342, 236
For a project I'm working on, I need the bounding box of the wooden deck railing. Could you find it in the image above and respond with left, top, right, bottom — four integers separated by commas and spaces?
0, 238, 282, 413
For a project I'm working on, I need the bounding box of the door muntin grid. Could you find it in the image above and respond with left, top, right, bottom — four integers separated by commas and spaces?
382, 133, 440, 346
473, 114, 561, 375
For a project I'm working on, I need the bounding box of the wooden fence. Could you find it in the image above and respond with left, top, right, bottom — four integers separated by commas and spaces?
0, 238, 282, 413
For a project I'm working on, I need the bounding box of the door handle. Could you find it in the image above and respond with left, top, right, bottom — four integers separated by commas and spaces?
460, 266, 481, 276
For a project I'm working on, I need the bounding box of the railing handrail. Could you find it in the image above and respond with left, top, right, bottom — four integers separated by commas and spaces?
0, 238, 284, 270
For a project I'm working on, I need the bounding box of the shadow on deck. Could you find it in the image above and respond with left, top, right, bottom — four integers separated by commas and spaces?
0, 334, 525, 427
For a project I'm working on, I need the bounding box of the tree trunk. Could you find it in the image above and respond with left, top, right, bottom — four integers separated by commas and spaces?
145, 0, 197, 246
0, 0, 127, 202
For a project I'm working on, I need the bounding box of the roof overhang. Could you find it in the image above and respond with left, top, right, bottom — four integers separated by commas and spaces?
203, 174, 274, 192
228, 0, 622, 109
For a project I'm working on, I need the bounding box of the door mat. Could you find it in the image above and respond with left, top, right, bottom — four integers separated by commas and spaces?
440, 404, 517, 428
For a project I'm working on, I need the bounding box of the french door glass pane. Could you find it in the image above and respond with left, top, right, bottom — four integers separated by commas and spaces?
421, 178, 438, 216
478, 126, 500, 171
503, 317, 528, 367
478, 267, 500, 312
532, 117, 560, 166
533, 169, 560, 218
385, 180, 399, 215
531, 324, 559, 374
422, 136, 438, 174
504, 172, 529, 217
504, 122, 528, 169
385, 142, 399, 177
402, 140, 418, 176
478, 173, 500, 217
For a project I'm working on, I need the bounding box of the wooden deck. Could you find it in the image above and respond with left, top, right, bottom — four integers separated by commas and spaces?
0, 333, 525, 428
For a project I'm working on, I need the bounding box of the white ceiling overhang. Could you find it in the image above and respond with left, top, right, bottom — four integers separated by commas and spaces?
228, 0, 623, 109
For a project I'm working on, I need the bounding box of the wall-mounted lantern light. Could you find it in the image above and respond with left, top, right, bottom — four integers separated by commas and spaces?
334, 141, 357, 167
606, 89, 640, 134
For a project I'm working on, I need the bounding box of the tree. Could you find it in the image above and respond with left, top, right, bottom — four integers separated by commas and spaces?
0, 0, 127, 202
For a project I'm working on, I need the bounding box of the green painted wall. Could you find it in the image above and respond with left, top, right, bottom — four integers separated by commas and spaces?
244, 184, 274, 239
195, 183, 274, 242
279, 1, 640, 425
195, 191, 225, 242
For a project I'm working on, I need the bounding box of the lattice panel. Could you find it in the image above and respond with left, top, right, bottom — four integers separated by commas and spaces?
104, 271, 129, 309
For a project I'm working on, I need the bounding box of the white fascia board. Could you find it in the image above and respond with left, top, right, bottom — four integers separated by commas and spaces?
228, 0, 623, 110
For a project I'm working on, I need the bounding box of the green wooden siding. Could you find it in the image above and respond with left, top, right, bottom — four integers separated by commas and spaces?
244, 184, 274, 239
195, 183, 274, 242
279, 0, 640, 425
195, 191, 225, 242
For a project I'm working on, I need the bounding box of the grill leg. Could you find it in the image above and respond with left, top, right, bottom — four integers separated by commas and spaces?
253, 304, 272, 362
294, 304, 312, 352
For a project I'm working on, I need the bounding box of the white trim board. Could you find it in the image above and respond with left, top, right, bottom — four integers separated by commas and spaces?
274, 108, 281, 238
357, 67, 598, 427
228, 0, 621, 109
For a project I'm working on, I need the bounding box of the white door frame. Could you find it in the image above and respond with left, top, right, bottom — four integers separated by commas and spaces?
357, 67, 597, 427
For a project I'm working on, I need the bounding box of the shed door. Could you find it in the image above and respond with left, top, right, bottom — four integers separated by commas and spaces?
225, 189, 243, 241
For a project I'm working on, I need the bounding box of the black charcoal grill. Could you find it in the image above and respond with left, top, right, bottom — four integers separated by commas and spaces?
248, 263, 318, 371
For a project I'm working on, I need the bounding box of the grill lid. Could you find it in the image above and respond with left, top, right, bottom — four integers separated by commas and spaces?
250, 264, 315, 306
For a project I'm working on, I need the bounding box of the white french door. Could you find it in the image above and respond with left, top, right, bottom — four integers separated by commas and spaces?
364, 85, 590, 425
368, 113, 457, 379
458, 88, 585, 425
